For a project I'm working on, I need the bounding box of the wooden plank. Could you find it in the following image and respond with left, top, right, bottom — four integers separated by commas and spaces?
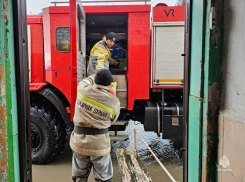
117, 148, 152, 182
110, 135, 129, 141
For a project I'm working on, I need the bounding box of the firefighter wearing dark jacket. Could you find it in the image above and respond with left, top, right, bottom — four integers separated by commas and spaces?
70, 69, 120, 182
87, 32, 118, 76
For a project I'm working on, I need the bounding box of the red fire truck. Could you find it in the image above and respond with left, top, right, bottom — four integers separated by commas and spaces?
27, 1, 185, 164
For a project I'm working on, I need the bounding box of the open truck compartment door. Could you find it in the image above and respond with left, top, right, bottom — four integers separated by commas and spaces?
70, 0, 86, 117
77, 2, 86, 83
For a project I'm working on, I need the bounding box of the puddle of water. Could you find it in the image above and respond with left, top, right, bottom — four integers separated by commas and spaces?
32, 121, 183, 182
110, 121, 183, 182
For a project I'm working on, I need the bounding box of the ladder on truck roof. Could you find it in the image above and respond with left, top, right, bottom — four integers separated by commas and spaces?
117, 129, 177, 182
51, 0, 151, 6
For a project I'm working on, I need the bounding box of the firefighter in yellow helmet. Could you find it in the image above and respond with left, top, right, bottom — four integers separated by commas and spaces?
70, 69, 120, 182
87, 32, 118, 76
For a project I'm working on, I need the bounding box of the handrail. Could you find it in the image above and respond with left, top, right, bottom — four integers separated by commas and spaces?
134, 129, 177, 182
51, 0, 150, 6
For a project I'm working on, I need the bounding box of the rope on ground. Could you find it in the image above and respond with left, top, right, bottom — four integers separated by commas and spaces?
134, 129, 177, 182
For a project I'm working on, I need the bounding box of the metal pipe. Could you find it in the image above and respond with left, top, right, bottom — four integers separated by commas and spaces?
156, 102, 160, 137
134, 129, 137, 150
161, 89, 164, 138
134, 129, 177, 182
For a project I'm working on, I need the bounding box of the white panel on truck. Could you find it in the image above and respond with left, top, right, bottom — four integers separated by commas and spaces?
153, 24, 184, 85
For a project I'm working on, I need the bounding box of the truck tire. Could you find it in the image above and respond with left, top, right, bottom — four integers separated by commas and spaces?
30, 104, 67, 164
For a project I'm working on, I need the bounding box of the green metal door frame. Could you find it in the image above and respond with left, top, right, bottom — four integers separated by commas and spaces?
201, 0, 223, 181
0, 0, 20, 181
187, 0, 223, 181
12, 0, 32, 180
0, 0, 31, 181
183, 0, 191, 181
187, 0, 206, 181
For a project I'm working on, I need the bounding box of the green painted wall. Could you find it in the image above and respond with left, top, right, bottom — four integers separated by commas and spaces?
0, 0, 20, 181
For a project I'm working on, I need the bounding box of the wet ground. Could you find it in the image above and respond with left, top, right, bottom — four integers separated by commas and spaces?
32, 121, 183, 182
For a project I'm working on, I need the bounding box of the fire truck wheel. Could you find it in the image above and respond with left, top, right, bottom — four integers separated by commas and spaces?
30, 104, 67, 164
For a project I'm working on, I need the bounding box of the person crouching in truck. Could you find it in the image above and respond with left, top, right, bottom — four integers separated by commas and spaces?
87, 32, 119, 76
70, 69, 120, 182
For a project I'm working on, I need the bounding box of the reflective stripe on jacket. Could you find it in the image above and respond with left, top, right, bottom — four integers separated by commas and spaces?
70, 75, 120, 156
87, 36, 111, 76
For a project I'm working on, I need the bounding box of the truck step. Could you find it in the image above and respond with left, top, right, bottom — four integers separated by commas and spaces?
110, 135, 129, 141
111, 120, 129, 126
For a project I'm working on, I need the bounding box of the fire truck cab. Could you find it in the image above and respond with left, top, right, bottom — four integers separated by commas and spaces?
27, 2, 185, 164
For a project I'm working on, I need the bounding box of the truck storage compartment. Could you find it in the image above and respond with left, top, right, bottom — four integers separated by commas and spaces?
84, 5, 151, 110
86, 14, 128, 108
151, 6, 185, 88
